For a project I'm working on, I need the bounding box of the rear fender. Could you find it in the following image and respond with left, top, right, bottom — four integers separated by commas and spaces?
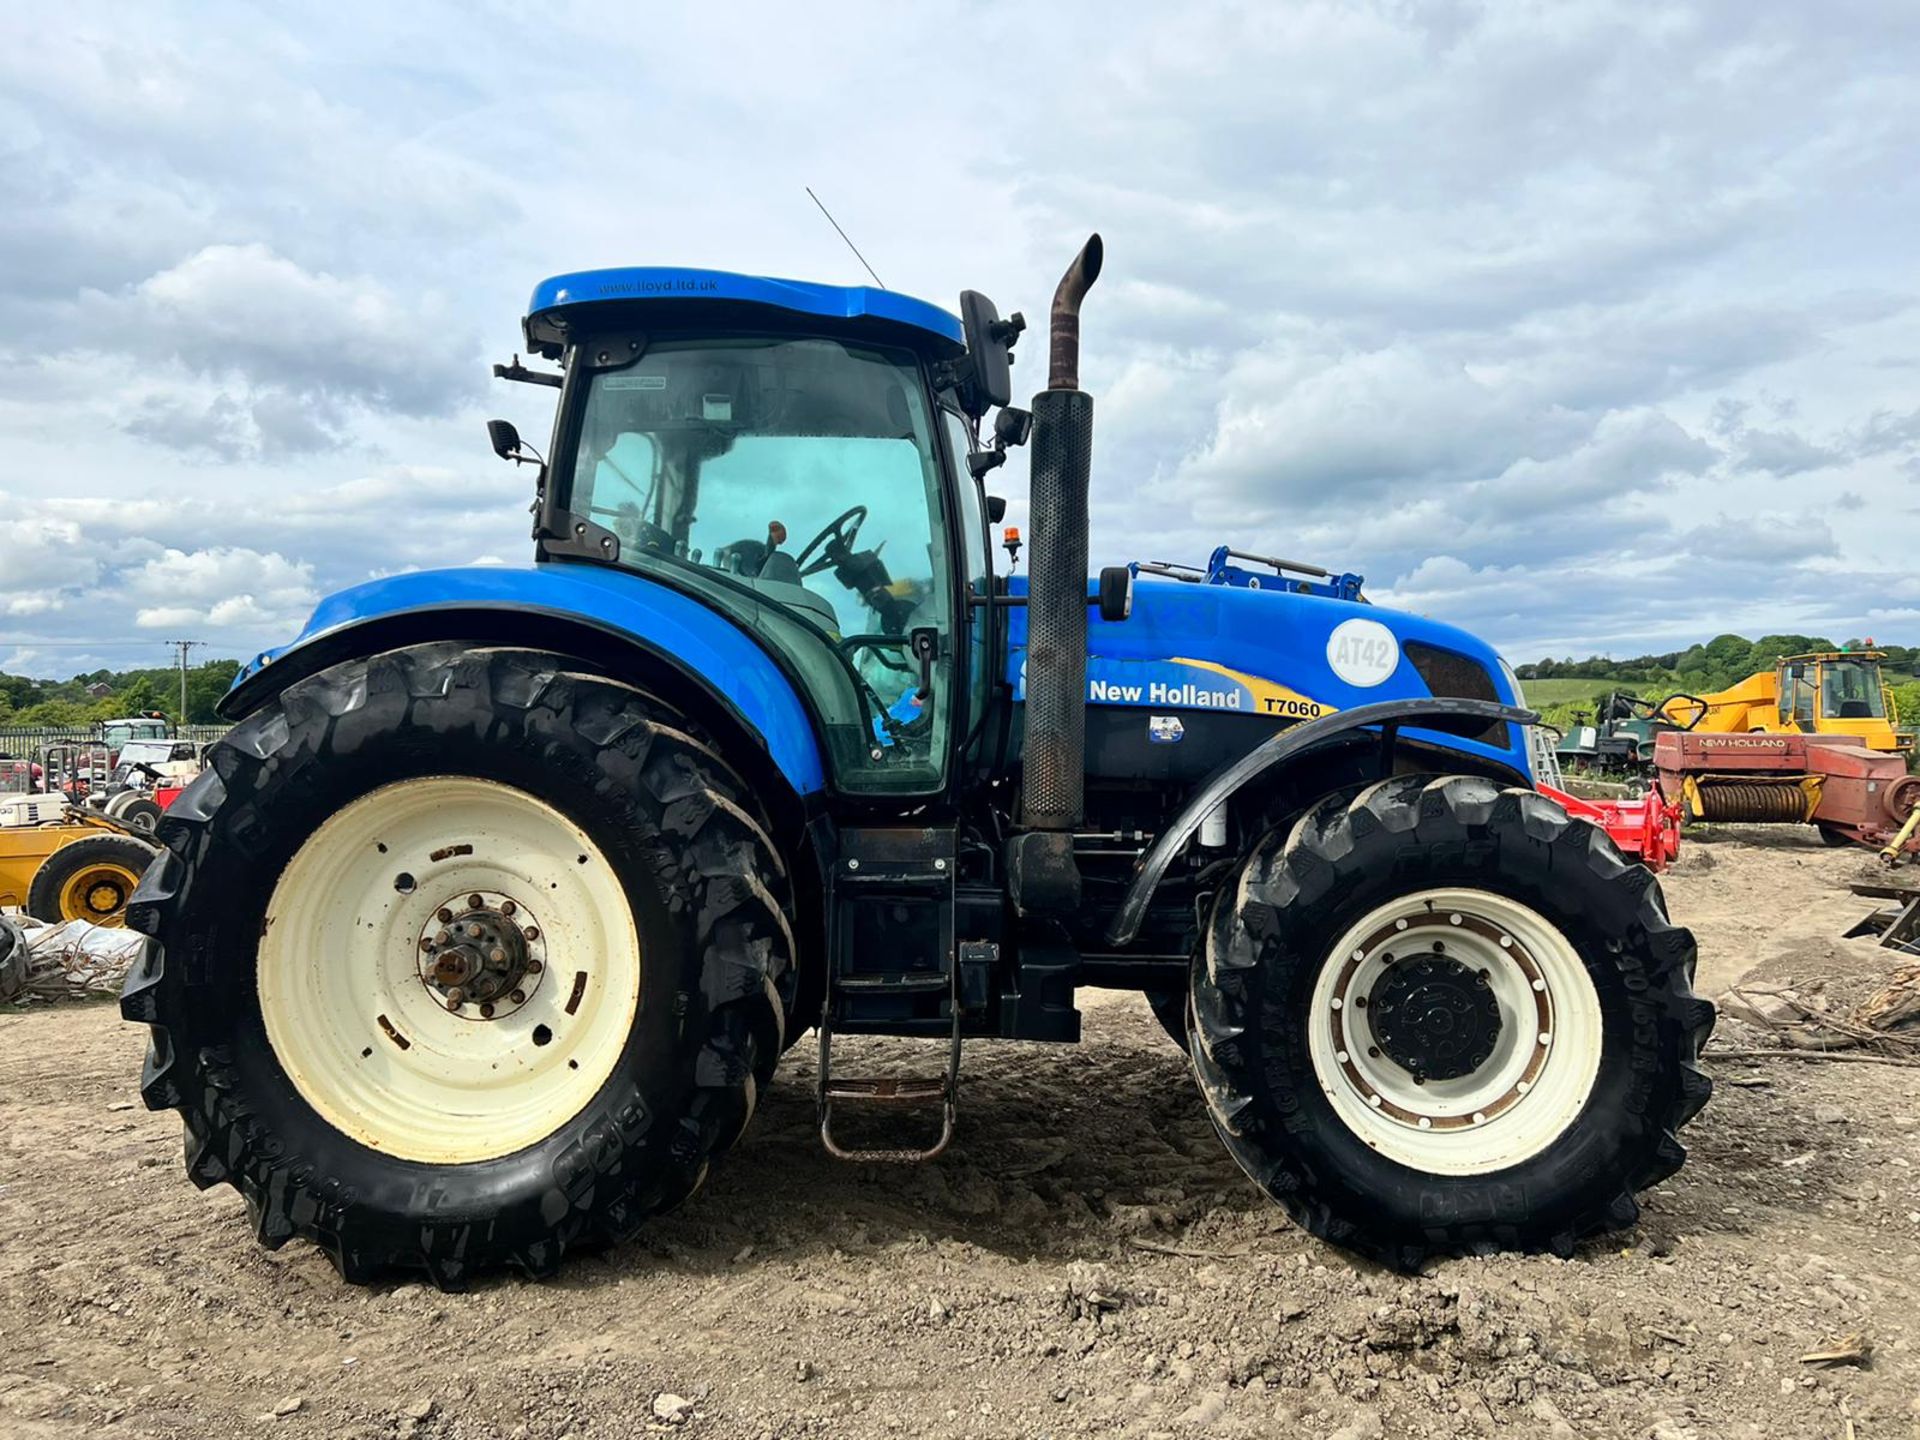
1103, 697, 1535, 946
220, 566, 829, 806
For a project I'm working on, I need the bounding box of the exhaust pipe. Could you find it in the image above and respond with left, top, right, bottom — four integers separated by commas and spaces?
1047, 235, 1103, 391
1010, 234, 1103, 915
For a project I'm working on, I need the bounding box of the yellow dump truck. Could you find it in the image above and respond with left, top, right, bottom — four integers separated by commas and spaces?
1658, 651, 1913, 754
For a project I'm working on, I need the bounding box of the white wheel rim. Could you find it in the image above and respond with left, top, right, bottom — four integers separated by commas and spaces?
258, 776, 642, 1164
1307, 887, 1602, 1176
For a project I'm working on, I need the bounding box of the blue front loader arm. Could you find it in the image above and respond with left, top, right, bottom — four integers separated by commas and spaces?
226, 562, 829, 796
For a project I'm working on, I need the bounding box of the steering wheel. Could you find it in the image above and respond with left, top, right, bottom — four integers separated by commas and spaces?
796, 505, 869, 578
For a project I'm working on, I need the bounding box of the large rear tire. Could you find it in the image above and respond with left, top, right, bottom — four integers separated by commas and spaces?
121, 644, 795, 1289
1190, 774, 1713, 1269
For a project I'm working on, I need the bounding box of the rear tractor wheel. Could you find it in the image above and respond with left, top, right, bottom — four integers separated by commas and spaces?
1190, 774, 1713, 1268
121, 644, 795, 1288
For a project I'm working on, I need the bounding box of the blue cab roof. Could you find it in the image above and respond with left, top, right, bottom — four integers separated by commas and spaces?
523, 267, 964, 355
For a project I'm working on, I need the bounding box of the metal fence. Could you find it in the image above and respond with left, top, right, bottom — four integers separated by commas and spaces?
0, 724, 231, 754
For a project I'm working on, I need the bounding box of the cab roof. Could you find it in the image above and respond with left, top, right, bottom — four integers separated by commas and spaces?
523, 267, 964, 359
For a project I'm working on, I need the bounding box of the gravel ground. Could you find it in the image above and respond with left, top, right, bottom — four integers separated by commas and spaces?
3, 828, 1918, 1439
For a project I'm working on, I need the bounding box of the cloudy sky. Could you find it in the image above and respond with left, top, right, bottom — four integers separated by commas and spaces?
4, 1, 1917, 679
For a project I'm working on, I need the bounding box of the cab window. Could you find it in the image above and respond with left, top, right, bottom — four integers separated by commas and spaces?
1820, 659, 1886, 720
560, 334, 955, 794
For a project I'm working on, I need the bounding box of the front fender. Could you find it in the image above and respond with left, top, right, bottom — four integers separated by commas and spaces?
223, 563, 828, 796
1103, 697, 1536, 946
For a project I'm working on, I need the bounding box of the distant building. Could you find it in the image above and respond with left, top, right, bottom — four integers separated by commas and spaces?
86, 682, 114, 699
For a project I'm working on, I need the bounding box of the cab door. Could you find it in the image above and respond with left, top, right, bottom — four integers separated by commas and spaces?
940, 409, 996, 771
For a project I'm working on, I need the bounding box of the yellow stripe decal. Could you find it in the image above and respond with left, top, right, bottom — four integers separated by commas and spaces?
1170, 657, 1338, 721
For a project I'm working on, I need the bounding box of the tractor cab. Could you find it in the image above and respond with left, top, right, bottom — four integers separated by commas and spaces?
499, 269, 1020, 797
97, 713, 171, 756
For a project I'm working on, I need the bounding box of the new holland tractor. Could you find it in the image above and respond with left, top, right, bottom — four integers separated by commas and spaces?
122, 238, 1713, 1287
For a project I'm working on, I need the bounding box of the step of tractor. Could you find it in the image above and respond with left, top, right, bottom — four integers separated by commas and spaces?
828, 824, 960, 1032
822, 1075, 948, 1103
832, 971, 951, 992
815, 1031, 960, 1163
816, 959, 962, 1164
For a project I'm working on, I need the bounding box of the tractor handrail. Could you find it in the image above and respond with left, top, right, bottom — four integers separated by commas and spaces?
1103, 697, 1537, 947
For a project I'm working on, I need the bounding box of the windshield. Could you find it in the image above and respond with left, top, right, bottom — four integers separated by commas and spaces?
1821, 659, 1887, 720
561, 333, 954, 794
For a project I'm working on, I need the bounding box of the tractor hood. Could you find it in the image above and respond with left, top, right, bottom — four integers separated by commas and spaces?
1007, 575, 1528, 770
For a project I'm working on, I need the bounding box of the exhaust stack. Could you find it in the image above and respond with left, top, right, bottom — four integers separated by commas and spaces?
1010, 234, 1103, 914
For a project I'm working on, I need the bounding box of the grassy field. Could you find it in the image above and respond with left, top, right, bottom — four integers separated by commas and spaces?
1517, 677, 1628, 705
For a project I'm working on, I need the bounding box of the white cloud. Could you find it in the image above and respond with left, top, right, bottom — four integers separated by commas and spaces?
4, 0, 1920, 678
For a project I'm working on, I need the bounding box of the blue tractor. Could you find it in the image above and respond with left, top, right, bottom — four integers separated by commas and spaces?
122, 238, 1712, 1287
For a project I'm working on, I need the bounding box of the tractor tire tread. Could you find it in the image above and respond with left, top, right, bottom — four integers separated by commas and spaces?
1189, 774, 1712, 1270
120, 642, 794, 1290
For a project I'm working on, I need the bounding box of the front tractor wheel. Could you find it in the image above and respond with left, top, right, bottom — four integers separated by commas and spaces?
121, 644, 795, 1289
1190, 775, 1713, 1268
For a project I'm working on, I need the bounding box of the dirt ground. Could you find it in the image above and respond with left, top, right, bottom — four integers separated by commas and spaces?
5, 827, 1920, 1440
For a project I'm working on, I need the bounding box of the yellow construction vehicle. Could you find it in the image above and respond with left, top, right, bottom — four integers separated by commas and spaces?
1659, 651, 1914, 754
0, 791, 159, 927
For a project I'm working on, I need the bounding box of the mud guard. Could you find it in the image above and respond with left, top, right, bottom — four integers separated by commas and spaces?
1103, 696, 1536, 947
217, 564, 829, 797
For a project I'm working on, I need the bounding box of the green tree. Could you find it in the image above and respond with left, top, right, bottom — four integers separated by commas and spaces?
183, 660, 241, 723
12, 697, 89, 727
108, 675, 170, 720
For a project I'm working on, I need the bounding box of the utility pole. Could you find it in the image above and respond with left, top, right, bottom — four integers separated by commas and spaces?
168, 640, 200, 726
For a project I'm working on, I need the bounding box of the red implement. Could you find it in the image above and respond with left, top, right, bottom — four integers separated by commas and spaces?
1539, 784, 1682, 872
1652, 731, 1920, 859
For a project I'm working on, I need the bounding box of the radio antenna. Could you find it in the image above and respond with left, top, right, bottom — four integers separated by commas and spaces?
805, 186, 887, 290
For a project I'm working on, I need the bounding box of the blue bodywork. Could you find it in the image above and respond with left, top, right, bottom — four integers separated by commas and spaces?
232, 559, 1531, 797
523, 268, 964, 357
229, 564, 830, 795
1007, 575, 1531, 778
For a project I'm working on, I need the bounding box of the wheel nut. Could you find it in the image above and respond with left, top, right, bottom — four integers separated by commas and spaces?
438, 907, 453, 923
468, 893, 484, 909
501, 900, 517, 916
480, 1002, 495, 1018
510, 989, 526, 1003
445, 987, 464, 1006
419, 936, 433, 951
524, 926, 539, 942
490, 947, 507, 966
527, 959, 543, 973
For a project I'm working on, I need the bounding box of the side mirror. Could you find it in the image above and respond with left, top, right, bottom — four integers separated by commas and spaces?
487, 418, 524, 462
993, 405, 1033, 448
1097, 565, 1134, 622
957, 291, 1023, 417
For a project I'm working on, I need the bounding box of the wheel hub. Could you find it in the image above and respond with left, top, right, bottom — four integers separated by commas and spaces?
1369, 950, 1501, 1081
417, 892, 545, 1019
